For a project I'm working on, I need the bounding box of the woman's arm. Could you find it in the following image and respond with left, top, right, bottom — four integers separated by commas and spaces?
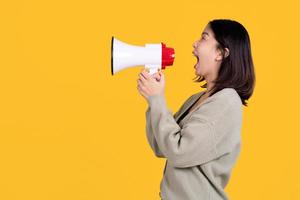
145, 106, 166, 158
145, 94, 194, 158
147, 91, 242, 168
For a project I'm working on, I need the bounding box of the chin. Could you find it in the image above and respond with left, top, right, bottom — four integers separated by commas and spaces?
195, 71, 201, 76
194, 67, 202, 76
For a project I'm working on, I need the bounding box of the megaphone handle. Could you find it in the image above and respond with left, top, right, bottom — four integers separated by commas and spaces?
148, 68, 158, 75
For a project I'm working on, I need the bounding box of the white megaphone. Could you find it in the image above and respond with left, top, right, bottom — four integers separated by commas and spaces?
111, 36, 175, 75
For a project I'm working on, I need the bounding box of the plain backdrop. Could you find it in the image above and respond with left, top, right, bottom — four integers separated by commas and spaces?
0, 0, 300, 199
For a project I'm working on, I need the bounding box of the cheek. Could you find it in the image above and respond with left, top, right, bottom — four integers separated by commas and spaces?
196, 44, 215, 75
198, 43, 211, 60
200, 46, 217, 67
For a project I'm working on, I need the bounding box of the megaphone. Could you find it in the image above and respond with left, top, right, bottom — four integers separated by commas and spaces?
111, 36, 175, 75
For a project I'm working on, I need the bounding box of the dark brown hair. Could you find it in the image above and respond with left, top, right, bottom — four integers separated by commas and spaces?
193, 19, 256, 106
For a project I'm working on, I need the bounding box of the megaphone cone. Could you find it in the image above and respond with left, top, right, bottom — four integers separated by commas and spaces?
111, 36, 175, 75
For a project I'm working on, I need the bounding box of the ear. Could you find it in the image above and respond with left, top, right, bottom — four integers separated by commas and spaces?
223, 48, 230, 58
215, 47, 230, 61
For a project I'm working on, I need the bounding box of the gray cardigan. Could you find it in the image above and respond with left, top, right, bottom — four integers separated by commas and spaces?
145, 88, 243, 200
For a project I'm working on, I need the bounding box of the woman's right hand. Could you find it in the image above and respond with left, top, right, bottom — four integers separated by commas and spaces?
151, 69, 162, 81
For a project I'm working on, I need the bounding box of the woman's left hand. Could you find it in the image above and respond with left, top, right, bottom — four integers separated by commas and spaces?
137, 69, 165, 102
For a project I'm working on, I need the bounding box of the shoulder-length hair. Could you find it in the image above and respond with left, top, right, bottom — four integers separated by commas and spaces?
193, 19, 256, 106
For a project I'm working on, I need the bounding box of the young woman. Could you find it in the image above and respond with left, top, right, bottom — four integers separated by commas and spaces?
137, 19, 255, 200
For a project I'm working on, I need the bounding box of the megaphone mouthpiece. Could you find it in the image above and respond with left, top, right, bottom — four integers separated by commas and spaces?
162, 43, 175, 69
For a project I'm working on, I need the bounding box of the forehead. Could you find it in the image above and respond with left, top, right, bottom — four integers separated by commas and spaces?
202, 24, 214, 37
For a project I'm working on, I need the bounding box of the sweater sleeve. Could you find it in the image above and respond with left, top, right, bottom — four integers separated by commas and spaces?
145, 94, 196, 158
147, 93, 242, 168
145, 106, 166, 158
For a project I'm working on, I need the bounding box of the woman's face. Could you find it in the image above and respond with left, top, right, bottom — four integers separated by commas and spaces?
192, 24, 221, 79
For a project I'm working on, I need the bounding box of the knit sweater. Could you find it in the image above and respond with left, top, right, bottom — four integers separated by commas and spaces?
145, 88, 243, 200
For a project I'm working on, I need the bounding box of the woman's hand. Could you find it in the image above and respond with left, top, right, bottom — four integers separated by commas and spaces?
137, 68, 165, 102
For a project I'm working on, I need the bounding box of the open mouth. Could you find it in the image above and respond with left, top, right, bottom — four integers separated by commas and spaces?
193, 52, 199, 68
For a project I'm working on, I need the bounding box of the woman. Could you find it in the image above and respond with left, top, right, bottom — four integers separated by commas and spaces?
137, 19, 255, 200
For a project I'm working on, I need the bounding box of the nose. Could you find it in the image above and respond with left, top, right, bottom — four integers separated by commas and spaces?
193, 41, 198, 49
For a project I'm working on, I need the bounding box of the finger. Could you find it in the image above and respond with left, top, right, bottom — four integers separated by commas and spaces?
137, 79, 145, 87
138, 74, 148, 85
159, 71, 165, 81
137, 85, 144, 96
137, 79, 147, 91
139, 71, 148, 81
141, 68, 150, 76
141, 71, 151, 80
152, 73, 161, 81
137, 84, 147, 98
159, 70, 164, 77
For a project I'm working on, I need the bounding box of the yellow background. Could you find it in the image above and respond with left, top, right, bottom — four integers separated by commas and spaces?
1, 0, 300, 199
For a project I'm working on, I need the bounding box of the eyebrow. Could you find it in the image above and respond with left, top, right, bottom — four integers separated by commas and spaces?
202, 32, 209, 36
